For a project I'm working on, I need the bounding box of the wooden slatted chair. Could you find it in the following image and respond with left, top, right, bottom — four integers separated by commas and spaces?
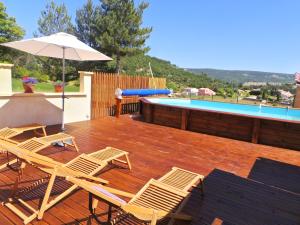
0, 128, 22, 140
38, 132, 79, 152
158, 167, 204, 192
67, 176, 195, 225
0, 132, 79, 171
0, 137, 51, 171
0, 123, 47, 139
0, 138, 106, 183
0, 142, 131, 224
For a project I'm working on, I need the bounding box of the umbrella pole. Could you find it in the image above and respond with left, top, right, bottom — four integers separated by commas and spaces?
61, 47, 66, 131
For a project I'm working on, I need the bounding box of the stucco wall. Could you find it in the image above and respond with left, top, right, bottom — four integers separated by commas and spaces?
0, 66, 93, 128
0, 64, 13, 94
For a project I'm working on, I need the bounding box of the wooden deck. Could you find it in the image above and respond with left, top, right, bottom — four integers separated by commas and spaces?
0, 115, 300, 225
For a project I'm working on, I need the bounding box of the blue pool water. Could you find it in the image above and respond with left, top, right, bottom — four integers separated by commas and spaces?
147, 98, 300, 122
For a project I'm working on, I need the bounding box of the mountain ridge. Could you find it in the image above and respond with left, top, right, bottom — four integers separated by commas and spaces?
119, 55, 228, 90
186, 68, 294, 84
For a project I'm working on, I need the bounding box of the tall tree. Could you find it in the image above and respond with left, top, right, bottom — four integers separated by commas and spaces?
36, 0, 75, 81
0, 2, 25, 61
96, 0, 152, 73
36, 0, 74, 36
75, 0, 98, 48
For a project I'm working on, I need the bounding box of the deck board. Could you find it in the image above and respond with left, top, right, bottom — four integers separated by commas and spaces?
0, 115, 300, 224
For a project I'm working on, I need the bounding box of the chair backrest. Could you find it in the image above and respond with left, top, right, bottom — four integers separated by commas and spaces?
129, 179, 187, 213
0, 127, 21, 139
89, 147, 127, 162
0, 139, 62, 168
64, 153, 107, 175
17, 138, 50, 152
158, 167, 204, 191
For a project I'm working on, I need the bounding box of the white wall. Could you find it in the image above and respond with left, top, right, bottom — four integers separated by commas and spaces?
0, 64, 13, 94
0, 66, 93, 128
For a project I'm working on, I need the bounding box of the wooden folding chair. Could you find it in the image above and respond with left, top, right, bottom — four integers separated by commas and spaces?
68, 176, 195, 225
0, 127, 22, 140
158, 167, 204, 192
0, 132, 80, 171
0, 138, 50, 171
38, 132, 79, 152
2, 146, 131, 224
0, 123, 47, 139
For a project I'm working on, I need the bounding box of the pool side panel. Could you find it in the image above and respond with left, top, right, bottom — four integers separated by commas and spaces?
140, 98, 300, 151
188, 110, 253, 142
152, 105, 182, 128
259, 120, 300, 149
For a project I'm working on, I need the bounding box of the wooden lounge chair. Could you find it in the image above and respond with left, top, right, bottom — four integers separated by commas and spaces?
0, 123, 47, 139
38, 132, 79, 152
0, 137, 51, 171
0, 142, 131, 224
157, 167, 204, 224
67, 167, 204, 225
0, 132, 79, 171
158, 167, 204, 192
0, 138, 111, 184
67, 175, 196, 225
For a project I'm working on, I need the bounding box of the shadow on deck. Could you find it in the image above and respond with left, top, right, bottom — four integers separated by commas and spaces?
184, 169, 300, 225
248, 157, 300, 194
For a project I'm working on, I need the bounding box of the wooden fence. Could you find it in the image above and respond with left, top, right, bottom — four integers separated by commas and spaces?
91, 72, 166, 119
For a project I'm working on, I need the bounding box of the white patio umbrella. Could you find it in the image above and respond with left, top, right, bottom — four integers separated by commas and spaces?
1, 32, 112, 130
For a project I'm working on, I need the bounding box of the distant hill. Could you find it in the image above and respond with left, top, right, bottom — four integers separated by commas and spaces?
119, 55, 228, 91
186, 68, 294, 84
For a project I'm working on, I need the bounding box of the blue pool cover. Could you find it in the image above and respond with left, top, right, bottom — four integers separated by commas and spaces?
122, 89, 171, 96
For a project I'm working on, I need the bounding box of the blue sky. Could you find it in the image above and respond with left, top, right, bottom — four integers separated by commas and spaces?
2, 0, 300, 73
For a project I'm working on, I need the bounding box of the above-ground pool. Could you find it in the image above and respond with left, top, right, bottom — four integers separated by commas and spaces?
147, 98, 300, 122
140, 98, 300, 150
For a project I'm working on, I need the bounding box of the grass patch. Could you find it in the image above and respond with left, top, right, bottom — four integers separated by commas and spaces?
12, 79, 79, 92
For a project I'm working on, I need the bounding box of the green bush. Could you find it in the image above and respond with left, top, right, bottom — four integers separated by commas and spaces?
13, 66, 49, 82
13, 66, 30, 78
30, 70, 49, 82
166, 81, 179, 91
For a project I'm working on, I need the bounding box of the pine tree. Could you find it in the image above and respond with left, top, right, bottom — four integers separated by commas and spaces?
36, 0, 74, 36
75, 0, 98, 48
35, 1, 75, 81
96, 0, 152, 73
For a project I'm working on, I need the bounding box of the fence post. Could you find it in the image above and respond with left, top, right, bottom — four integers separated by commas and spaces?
79, 71, 93, 120
294, 86, 300, 108
79, 71, 93, 93
115, 98, 122, 118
